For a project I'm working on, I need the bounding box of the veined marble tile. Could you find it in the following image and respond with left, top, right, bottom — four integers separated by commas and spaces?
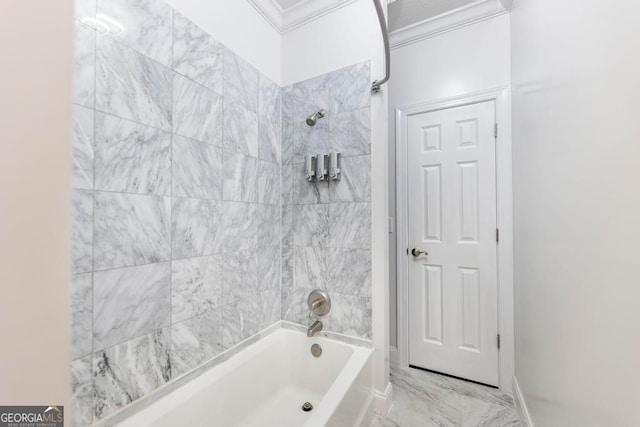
258, 204, 280, 248
173, 73, 223, 146
330, 107, 371, 156
171, 255, 222, 324
282, 86, 295, 124
223, 99, 259, 158
94, 112, 171, 195
172, 11, 223, 94
327, 248, 371, 298
171, 309, 223, 378
462, 397, 521, 427
324, 294, 371, 339
259, 76, 281, 163
173, 135, 223, 200
259, 74, 281, 123
72, 189, 93, 274
258, 160, 279, 205
293, 246, 328, 290
72, 105, 94, 190
71, 273, 92, 360
294, 165, 330, 204
281, 164, 293, 205
96, 34, 172, 130
219, 202, 258, 252
259, 118, 281, 164
223, 48, 259, 112
222, 152, 258, 203
71, 355, 93, 427
282, 122, 294, 165
222, 289, 278, 350
93, 329, 171, 420
281, 285, 307, 325
292, 73, 330, 112
222, 152, 243, 202
171, 198, 222, 259
330, 155, 371, 202
293, 204, 329, 247
242, 156, 259, 204
257, 248, 280, 292
329, 61, 371, 114
388, 373, 462, 427
75, 0, 95, 23
281, 205, 294, 247
260, 287, 281, 329
96, 0, 172, 66
93, 262, 171, 351
221, 250, 259, 305
371, 414, 400, 427
94, 192, 171, 270
293, 119, 330, 165
329, 202, 371, 249
74, 21, 95, 108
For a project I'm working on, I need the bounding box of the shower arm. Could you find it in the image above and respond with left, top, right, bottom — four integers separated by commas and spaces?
371, 0, 390, 94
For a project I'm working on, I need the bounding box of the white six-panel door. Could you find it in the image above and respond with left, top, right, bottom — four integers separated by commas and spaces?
407, 100, 499, 386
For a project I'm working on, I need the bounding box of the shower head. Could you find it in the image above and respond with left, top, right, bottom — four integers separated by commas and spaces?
306, 110, 325, 126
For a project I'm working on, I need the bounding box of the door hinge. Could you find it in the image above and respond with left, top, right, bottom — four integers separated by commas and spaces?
494, 123, 498, 139
497, 334, 501, 350
496, 228, 499, 243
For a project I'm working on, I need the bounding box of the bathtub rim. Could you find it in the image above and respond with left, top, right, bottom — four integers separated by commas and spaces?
93, 321, 372, 427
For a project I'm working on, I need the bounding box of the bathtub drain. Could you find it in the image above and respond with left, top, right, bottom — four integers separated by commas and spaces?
301, 402, 313, 412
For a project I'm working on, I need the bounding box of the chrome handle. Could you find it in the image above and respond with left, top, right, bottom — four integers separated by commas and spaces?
411, 248, 428, 257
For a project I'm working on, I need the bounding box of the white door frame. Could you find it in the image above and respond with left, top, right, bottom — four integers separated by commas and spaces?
395, 87, 514, 391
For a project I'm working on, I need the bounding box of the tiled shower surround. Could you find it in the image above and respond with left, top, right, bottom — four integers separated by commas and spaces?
71, 0, 370, 425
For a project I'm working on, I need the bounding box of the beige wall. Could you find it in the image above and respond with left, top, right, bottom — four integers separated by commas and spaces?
511, 0, 640, 425
0, 0, 73, 409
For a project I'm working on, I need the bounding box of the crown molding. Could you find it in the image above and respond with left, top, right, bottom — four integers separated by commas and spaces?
247, 0, 358, 34
389, 0, 510, 50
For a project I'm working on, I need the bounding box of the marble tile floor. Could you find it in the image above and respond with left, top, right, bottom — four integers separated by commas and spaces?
372, 366, 521, 427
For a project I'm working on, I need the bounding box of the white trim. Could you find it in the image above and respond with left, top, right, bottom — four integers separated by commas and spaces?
389, 0, 509, 50
374, 382, 394, 416
389, 346, 398, 365
512, 376, 535, 427
395, 87, 514, 391
246, 0, 357, 34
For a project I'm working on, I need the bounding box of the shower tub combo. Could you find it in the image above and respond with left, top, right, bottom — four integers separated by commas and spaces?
103, 327, 374, 427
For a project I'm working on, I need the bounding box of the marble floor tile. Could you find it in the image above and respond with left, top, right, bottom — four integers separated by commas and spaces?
373, 366, 521, 427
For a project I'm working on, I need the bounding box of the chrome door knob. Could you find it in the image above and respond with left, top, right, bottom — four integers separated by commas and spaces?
411, 248, 428, 257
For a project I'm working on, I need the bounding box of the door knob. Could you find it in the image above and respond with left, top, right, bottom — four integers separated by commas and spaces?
411, 248, 428, 257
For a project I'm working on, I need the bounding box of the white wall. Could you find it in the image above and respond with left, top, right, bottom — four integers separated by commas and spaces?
388, 14, 511, 348
283, 0, 391, 403
164, 0, 282, 84
511, 0, 640, 425
0, 0, 73, 409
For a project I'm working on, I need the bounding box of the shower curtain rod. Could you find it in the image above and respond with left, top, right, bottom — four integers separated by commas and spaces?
371, 0, 390, 94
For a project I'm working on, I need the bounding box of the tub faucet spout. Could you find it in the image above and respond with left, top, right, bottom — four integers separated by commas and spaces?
307, 320, 323, 337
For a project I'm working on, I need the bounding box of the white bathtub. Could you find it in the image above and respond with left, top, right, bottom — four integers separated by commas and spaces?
116, 328, 374, 427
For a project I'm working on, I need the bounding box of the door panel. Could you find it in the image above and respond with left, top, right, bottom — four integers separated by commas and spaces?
407, 100, 499, 386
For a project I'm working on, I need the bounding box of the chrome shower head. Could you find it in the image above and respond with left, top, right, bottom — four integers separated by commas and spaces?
306, 110, 325, 126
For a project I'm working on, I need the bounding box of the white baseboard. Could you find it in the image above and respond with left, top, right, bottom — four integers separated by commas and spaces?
512, 376, 534, 427
389, 346, 398, 365
374, 382, 394, 416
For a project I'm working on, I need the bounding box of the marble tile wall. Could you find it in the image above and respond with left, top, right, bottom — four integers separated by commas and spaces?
280, 62, 373, 340
71, 0, 281, 424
